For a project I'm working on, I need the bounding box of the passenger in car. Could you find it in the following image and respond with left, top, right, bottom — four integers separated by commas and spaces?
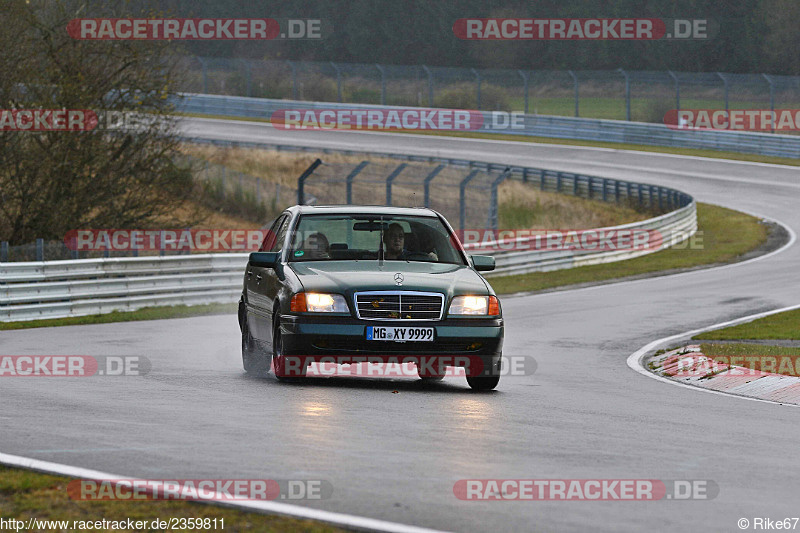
302, 232, 330, 259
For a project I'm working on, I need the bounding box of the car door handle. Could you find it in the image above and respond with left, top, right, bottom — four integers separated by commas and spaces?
255, 274, 263, 282
247, 270, 253, 278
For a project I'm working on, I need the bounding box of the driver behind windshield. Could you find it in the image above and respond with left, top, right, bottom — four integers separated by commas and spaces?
383, 222, 405, 260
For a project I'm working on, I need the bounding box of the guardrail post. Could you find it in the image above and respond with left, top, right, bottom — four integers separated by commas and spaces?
638, 184, 643, 206
626, 181, 632, 200
297, 158, 323, 204
716, 72, 729, 112
422, 65, 434, 106
459, 169, 482, 232
658, 187, 664, 210
36, 238, 44, 261
1, 241, 8, 262
587, 176, 592, 198
568, 70, 579, 117
602, 179, 608, 202
471, 68, 481, 110
423, 164, 445, 207
345, 161, 369, 204
668, 70, 680, 111
517, 70, 529, 114
762, 73, 775, 133
488, 168, 512, 233
618, 68, 631, 121
376, 64, 386, 105
573, 175, 579, 195
649, 185, 656, 209
614, 180, 620, 202
330, 62, 342, 102
385, 162, 407, 205
556, 172, 562, 193
540, 170, 545, 191
286, 60, 298, 100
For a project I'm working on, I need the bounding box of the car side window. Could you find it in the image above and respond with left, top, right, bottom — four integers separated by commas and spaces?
269, 215, 291, 254
259, 214, 287, 252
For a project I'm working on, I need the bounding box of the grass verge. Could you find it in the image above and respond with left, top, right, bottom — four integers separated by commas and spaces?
693, 309, 800, 340
0, 303, 237, 331
490, 202, 769, 295
0, 465, 344, 533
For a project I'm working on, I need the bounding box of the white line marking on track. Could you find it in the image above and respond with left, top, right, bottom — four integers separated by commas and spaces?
0, 452, 450, 533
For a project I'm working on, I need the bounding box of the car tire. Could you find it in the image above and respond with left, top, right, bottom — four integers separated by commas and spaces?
272, 317, 306, 381
242, 318, 270, 377
466, 375, 500, 390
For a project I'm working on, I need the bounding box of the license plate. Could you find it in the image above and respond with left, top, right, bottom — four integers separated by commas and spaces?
366, 326, 434, 342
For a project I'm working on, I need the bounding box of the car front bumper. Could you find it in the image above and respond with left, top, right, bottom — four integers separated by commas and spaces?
279, 314, 503, 377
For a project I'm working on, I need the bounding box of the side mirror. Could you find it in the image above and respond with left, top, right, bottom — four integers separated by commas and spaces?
249, 251, 279, 268
471, 255, 495, 272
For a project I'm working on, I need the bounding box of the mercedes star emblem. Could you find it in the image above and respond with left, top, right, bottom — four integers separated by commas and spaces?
394, 273, 404, 285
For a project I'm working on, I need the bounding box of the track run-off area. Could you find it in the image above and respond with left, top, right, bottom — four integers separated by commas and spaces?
3, 118, 800, 532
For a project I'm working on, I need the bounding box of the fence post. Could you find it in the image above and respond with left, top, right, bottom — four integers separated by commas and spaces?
240, 59, 252, 97
385, 163, 408, 205
668, 70, 680, 112
488, 168, 512, 233
716, 72, 729, 112
198, 56, 208, 94
286, 60, 298, 100
618, 68, 631, 121
36, 238, 44, 261
376, 64, 386, 105
517, 70, 529, 114
1, 241, 8, 262
422, 65, 434, 106
568, 70, 579, 117
345, 161, 369, 204
423, 164, 445, 207
459, 169, 482, 232
762, 73, 775, 133
297, 158, 323, 204
330, 61, 342, 102
471, 68, 481, 110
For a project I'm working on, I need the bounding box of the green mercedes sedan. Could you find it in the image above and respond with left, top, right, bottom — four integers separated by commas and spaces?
238, 205, 504, 390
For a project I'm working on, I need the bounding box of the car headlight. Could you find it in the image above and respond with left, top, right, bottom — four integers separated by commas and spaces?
290, 292, 349, 313
448, 295, 500, 316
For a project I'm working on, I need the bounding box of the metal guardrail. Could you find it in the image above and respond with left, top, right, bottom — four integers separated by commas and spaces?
1, 147, 696, 321
175, 93, 800, 158
0, 254, 248, 321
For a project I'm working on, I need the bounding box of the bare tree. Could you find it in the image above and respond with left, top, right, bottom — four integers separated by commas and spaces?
0, 0, 197, 244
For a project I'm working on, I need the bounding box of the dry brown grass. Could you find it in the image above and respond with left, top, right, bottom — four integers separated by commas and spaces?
180, 144, 650, 230
497, 179, 648, 229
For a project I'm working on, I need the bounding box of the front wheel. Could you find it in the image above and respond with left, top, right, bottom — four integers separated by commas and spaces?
466, 375, 500, 390
272, 318, 306, 381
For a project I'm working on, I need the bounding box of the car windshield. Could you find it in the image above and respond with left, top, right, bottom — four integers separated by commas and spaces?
288, 214, 466, 265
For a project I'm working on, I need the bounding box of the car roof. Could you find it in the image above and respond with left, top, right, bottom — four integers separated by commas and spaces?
288, 205, 440, 217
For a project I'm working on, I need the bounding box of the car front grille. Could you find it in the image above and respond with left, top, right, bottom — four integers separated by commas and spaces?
355, 291, 444, 321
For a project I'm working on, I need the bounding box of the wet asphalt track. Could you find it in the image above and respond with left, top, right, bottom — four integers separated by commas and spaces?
2, 119, 800, 532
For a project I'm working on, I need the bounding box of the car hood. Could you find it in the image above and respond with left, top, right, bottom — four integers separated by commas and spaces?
289, 260, 490, 300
